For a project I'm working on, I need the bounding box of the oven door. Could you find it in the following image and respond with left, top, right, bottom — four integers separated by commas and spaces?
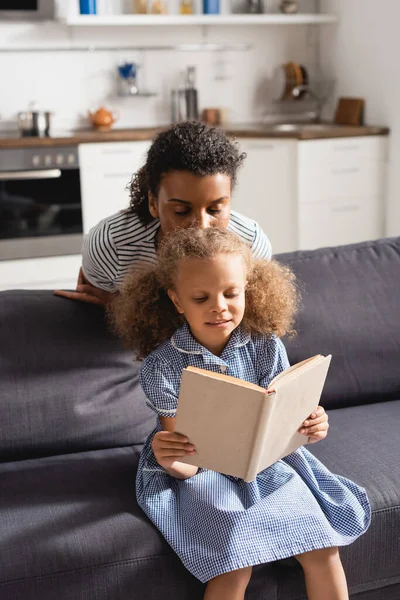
0, 164, 83, 261
0, 0, 54, 20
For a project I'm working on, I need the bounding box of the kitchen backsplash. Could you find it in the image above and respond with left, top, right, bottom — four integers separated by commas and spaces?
0, 0, 317, 132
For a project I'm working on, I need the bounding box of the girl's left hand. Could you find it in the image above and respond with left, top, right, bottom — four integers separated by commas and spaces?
298, 406, 329, 444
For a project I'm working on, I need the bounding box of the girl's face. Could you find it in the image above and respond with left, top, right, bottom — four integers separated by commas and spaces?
148, 170, 231, 235
168, 253, 246, 356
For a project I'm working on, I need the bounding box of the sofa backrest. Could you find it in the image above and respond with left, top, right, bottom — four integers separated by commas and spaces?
1, 237, 399, 460
0, 291, 155, 461
278, 237, 400, 410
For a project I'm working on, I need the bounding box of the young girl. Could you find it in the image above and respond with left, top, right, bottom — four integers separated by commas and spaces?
54, 120, 272, 305
110, 228, 371, 600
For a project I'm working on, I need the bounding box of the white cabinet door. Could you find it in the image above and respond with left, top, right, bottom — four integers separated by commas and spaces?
79, 141, 151, 233
298, 137, 387, 250
232, 139, 297, 254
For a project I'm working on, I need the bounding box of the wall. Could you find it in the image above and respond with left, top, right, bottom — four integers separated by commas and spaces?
320, 0, 400, 237
0, 0, 317, 133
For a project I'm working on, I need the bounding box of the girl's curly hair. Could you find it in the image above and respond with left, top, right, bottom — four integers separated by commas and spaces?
128, 121, 245, 225
109, 228, 300, 358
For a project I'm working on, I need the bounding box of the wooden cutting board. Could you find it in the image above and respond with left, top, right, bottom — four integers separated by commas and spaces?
334, 97, 365, 125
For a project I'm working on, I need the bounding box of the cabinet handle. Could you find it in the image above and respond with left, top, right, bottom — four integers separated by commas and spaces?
331, 167, 360, 175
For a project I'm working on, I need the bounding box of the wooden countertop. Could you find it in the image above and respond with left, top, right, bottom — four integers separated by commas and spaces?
0, 123, 389, 149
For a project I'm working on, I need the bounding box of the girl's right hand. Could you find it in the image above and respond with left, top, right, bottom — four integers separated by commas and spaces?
152, 431, 196, 471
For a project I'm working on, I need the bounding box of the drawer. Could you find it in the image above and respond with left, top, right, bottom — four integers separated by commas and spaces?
298, 162, 384, 203
299, 136, 387, 168
298, 196, 384, 250
79, 141, 151, 172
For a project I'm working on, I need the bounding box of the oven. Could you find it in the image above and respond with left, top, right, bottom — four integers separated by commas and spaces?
0, 0, 54, 20
0, 146, 83, 261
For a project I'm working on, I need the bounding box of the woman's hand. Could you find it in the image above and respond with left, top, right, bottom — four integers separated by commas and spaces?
53, 267, 113, 306
152, 431, 198, 479
299, 405, 329, 444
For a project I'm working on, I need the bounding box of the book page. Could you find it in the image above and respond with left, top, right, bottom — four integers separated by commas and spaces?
257, 355, 332, 474
267, 354, 323, 390
175, 368, 268, 479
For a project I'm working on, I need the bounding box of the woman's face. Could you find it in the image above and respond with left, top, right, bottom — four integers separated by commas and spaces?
148, 170, 231, 234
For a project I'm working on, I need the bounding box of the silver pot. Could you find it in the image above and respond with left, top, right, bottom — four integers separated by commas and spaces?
17, 111, 52, 137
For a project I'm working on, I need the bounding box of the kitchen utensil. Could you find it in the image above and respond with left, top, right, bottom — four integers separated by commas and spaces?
17, 110, 52, 137
334, 97, 365, 126
88, 106, 119, 131
185, 66, 199, 120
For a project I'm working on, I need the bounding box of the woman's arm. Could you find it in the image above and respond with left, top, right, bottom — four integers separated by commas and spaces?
151, 416, 198, 480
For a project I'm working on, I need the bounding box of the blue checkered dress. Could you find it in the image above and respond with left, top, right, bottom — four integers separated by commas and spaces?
136, 323, 371, 583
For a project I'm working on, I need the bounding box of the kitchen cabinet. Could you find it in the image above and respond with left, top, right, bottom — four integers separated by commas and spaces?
297, 137, 386, 249
79, 141, 151, 232
233, 136, 387, 253
232, 139, 298, 254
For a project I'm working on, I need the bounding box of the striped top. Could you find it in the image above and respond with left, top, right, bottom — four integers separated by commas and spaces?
82, 209, 272, 292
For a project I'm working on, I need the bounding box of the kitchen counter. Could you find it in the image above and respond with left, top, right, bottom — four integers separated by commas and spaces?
0, 123, 389, 149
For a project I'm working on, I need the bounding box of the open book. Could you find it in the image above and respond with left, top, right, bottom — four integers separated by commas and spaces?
175, 354, 331, 482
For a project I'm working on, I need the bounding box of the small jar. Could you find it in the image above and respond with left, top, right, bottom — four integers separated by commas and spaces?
150, 0, 168, 13
203, 0, 219, 14
180, 0, 193, 14
134, 0, 148, 13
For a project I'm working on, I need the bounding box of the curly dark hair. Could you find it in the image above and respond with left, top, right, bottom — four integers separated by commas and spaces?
128, 121, 246, 225
109, 228, 300, 359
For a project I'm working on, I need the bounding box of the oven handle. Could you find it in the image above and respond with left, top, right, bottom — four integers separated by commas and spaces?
0, 169, 62, 181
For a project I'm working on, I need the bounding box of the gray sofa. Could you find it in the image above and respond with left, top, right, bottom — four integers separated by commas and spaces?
0, 236, 399, 600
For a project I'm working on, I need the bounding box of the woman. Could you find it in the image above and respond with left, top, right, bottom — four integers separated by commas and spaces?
55, 121, 272, 305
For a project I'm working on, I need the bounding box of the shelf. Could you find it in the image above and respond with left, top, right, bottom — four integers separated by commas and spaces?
64, 14, 338, 27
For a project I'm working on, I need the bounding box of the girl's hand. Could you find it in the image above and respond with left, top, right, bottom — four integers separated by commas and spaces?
298, 406, 329, 444
152, 431, 197, 478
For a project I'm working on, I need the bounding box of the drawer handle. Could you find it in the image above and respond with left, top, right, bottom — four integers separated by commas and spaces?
331, 167, 360, 175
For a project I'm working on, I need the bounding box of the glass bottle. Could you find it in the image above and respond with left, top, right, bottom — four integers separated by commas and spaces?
180, 0, 193, 14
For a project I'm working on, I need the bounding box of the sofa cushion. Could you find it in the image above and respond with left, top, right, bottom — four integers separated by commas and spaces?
0, 291, 155, 461
275, 400, 400, 599
0, 445, 203, 599
0, 445, 280, 600
277, 237, 400, 410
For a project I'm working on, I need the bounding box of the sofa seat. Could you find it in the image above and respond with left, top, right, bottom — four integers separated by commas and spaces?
0, 445, 204, 600
276, 400, 400, 600
1, 402, 398, 600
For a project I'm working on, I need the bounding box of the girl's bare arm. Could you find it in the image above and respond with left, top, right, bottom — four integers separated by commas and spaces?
151, 416, 198, 480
